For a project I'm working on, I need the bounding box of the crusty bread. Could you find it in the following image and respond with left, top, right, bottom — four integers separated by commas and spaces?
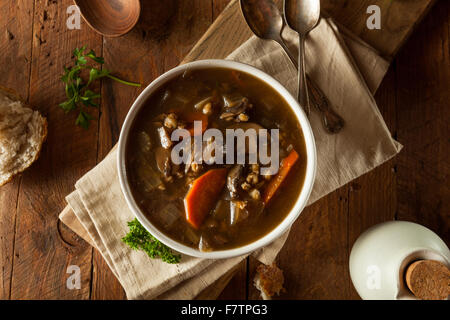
253, 263, 285, 300
0, 86, 47, 186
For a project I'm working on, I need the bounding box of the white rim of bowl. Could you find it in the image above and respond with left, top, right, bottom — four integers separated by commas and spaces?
118, 59, 317, 259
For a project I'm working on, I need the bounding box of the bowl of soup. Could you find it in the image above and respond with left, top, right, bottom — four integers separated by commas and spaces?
118, 60, 316, 259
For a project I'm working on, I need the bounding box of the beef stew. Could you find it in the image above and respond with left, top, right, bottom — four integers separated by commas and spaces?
126, 67, 307, 251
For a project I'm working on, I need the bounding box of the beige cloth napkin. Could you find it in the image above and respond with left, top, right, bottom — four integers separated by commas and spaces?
59, 18, 401, 299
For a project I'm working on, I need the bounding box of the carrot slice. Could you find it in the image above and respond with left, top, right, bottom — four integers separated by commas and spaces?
263, 149, 299, 205
184, 168, 228, 229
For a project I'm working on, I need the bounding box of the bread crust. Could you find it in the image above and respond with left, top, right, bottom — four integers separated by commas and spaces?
254, 263, 285, 300
0, 85, 48, 186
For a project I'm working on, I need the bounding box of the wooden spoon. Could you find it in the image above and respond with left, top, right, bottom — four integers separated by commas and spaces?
73, 0, 141, 37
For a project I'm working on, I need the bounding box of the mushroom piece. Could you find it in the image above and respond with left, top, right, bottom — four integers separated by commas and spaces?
155, 147, 170, 174
220, 95, 251, 121
222, 93, 246, 108
227, 164, 243, 199
230, 200, 249, 226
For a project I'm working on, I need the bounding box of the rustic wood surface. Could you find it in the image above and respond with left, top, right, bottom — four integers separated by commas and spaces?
0, 0, 448, 300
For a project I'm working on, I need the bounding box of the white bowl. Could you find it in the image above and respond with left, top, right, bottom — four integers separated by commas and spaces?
118, 59, 317, 259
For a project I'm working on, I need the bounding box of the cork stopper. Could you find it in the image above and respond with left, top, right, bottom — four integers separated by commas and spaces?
405, 260, 450, 300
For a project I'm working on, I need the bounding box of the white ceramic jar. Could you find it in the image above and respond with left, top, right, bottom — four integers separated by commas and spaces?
349, 221, 450, 300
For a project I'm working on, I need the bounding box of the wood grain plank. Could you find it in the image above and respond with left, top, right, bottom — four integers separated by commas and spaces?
0, 0, 34, 300
91, 0, 214, 300
197, 262, 244, 299
9, 0, 101, 299
217, 260, 247, 300
182, 0, 251, 63
213, 0, 232, 20
322, 0, 435, 59
395, 0, 449, 243
346, 66, 399, 299
248, 189, 351, 299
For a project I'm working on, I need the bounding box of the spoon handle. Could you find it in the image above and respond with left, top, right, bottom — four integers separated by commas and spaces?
277, 36, 344, 134
277, 37, 298, 69
307, 76, 345, 134
298, 35, 310, 116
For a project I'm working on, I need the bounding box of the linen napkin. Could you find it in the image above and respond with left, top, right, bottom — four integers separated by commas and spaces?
59, 18, 401, 299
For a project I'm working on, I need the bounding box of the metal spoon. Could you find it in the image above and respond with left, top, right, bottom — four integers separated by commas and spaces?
284, 0, 320, 118
239, 0, 297, 67
240, 0, 344, 133
307, 75, 344, 133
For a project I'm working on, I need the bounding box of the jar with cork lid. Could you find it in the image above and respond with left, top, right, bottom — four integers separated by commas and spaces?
349, 221, 450, 300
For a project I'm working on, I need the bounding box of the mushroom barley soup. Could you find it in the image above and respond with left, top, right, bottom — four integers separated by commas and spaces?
126, 67, 307, 251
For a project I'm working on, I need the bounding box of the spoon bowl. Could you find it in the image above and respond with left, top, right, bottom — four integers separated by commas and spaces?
74, 0, 141, 37
284, 0, 320, 35
240, 0, 284, 41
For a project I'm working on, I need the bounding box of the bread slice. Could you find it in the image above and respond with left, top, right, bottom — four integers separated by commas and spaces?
0, 86, 47, 186
253, 263, 285, 300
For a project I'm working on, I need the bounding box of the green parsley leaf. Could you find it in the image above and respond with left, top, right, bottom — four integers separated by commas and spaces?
122, 219, 181, 264
60, 46, 141, 129
75, 110, 94, 129
81, 90, 100, 107
86, 49, 105, 64
59, 97, 76, 113
88, 68, 110, 86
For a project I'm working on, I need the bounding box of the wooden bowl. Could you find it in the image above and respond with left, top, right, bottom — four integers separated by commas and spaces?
74, 0, 141, 37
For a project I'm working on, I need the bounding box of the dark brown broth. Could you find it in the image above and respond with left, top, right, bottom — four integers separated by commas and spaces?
126, 67, 307, 250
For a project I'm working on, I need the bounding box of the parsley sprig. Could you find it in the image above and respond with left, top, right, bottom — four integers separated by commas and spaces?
122, 219, 181, 264
60, 46, 141, 129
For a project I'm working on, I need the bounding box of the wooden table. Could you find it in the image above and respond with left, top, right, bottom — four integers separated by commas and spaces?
0, 0, 448, 300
